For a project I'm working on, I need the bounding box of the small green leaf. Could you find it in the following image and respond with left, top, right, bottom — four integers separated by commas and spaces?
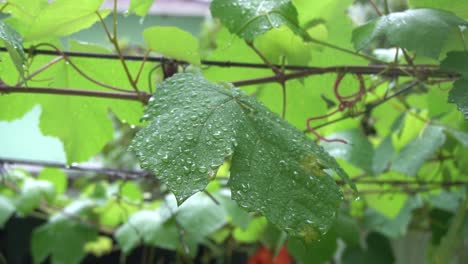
31, 200, 98, 264
373, 136, 394, 175
143, 26, 200, 65
392, 125, 446, 176
0, 20, 26, 79
233, 217, 268, 243
352, 8, 467, 59
440, 51, 468, 79
0, 196, 15, 228
449, 79, 468, 119
364, 196, 423, 238
37, 168, 67, 195
210, 0, 305, 41
129, 0, 154, 17
321, 129, 375, 174
116, 193, 225, 255
84, 236, 113, 257
254, 26, 311, 65
15, 178, 55, 214
287, 228, 337, 264
131, 73, 352, 240
342, 232, 395, 264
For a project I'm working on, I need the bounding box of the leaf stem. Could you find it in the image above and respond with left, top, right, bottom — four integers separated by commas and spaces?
369, 0, 383, 16
96, 11, 141, 97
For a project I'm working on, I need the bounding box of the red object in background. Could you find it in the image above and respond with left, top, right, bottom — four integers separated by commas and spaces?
247, 245, 292, 264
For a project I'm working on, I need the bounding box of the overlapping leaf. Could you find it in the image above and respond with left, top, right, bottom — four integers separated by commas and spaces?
4, 0, 109, 41
210, 0, 305, 41
391, 125, 446, 176
352, 8, 468, 59
131, 73, 353, 239
143, 26, 200, 65
0, 20, 25, 79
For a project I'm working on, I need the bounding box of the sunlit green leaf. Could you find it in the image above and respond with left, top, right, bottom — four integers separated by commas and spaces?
131, 73, 352, 240
5, 0, 109, 41
352, 9, 467, 59
37, 168, 67, 195
129, 0, 154, 17
143, 26, 200, 65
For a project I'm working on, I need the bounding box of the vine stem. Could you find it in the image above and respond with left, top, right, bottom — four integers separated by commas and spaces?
369, 0, 383, 16
0, 48, 443, 72
32, 43, 135, 93
245, 41, 288, 118
15, 56, 64, 86
3, 157, 467, 188
0, 85, 150, 103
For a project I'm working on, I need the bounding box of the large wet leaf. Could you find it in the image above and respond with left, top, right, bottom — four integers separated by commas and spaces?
352, 8, 467, 59
131, 73, 353, 239
210, 0, 304, 41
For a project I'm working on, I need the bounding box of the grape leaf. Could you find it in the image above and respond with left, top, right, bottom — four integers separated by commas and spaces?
37, 168, 67, 195
129, 0, 154, 17
352, 8, 468, 59
31, 200, 98, 264
143, 26, 200, 65
0, 20, 26, 79
320, 129, 375, 175
115, 193, 226, 255
391, 125, 446, 176
14, 178, 55, 214
440, 51, 468, 79
210, 0, 305, 41
449, 79, 468, 119
131, 73, 353, 240
5, 0, 109, 41
409, 0, 468, 19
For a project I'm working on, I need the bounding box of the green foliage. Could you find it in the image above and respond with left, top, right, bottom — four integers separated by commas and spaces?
31, 200, 98, 264
143, 26, 200, 65
210, 0, 305, 41
352, 8, 467, 58
129, 0, 154, 17
131, 73, 351, 240
0, 0, 468, 262
0, 20, 26, 79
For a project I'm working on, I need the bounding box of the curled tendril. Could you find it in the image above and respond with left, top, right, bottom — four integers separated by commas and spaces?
306, 73, 367, 144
